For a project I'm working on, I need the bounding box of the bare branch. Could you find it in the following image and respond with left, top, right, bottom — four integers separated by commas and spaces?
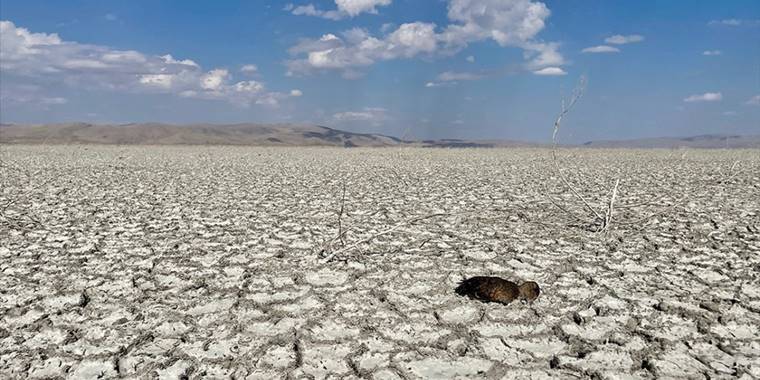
549, 76, 605, 223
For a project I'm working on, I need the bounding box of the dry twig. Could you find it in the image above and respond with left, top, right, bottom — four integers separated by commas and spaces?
548, 76, 621, 232
320, 212, 451, 263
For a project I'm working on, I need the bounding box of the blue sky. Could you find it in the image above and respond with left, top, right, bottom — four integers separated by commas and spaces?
1, 0, 758, 142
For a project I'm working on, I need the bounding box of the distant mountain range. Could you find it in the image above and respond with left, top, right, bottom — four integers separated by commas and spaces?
1, 123, 758, 148
580, 134, 760, 149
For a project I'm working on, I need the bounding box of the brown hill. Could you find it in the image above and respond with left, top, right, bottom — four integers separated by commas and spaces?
1, 123, 756, 148
0, 123, 403, 147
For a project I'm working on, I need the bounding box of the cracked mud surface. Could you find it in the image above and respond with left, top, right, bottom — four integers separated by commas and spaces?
1, 145, 759, 379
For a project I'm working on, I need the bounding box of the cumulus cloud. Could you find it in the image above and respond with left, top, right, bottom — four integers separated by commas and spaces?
702, 50, 722, 56
533, 67, 566, 76
285, 0, 391, 20
440, 0, 550, 47
745, 95, 760, 106
200, 69, 230, 91
0, 20, 291, 107
582, 45, 620, 53
604, 34, 644, 45
286, 22, 438, 76
466, 55, 475, 62
336, 0, 392, 16
290, 89, 303, 97
683, 92, 722, 103
287, 0, 563, 77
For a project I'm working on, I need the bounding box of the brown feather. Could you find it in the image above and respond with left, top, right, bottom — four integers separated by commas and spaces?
455, 276, 519, 304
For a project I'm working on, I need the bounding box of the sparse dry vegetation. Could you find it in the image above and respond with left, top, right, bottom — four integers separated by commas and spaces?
547, 77, 679, 233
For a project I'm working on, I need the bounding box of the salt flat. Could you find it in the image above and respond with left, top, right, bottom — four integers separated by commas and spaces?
1, 145, 758, 379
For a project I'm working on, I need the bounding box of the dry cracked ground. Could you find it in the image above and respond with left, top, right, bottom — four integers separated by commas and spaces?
1, 145, 759, 379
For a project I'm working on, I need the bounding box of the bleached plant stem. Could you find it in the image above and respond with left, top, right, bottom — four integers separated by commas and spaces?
550, 76, 605, 223
602, 178, 620, 232
337, 182, 346, 246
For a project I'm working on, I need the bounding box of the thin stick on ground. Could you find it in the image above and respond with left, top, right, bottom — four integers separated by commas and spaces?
602, 178, 620, 232
318, 182, 349, 256
337, 182, 346, 246
321, 212, 451, 263
718, 160, 742, 184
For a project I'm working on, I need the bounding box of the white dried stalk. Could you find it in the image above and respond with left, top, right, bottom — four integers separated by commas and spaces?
549, 76, 605, 225
602, 178, 620, 232
337, 182, 346, 246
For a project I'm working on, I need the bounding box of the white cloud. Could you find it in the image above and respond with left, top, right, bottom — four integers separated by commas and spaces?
333, 106, 387, 122
232, 80, 264, 93
604, 34, 644, 45
161, 54, 199, 67
466, 55, 475, 62
425, 72, 483, 87
286, 4, 343, 20
0, 84, 67, 108
287, 0, 563, 78
533, 67, 566, 76
254, 95, 280, 107
437, 71, 482, 81
139, 74, 175, 89
683, 92, 722, 102
708, 19, 760, 27
582, 45, 620, 53
386, 22, 438, 57
0, 20, 291, 107
702, 50, 722, 56
441, 0, 550, 48
380, 23, 395, 33
290, 89, 303, 97
240, 64, 258, 74
522, 42, 564, 69
285, 0, 391, 20
745, 95, 760, 106
40, 96, 68, 105
286, 22, 439, 75
425, 81, 456, 88
104, 13, 118, 22
333, 111, 375, 121
710, 19, 741, 26
335, 0, 392, 16
200, 69, 230, 91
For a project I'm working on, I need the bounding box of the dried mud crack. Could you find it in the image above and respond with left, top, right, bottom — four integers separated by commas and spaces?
1, 145, 758, 379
